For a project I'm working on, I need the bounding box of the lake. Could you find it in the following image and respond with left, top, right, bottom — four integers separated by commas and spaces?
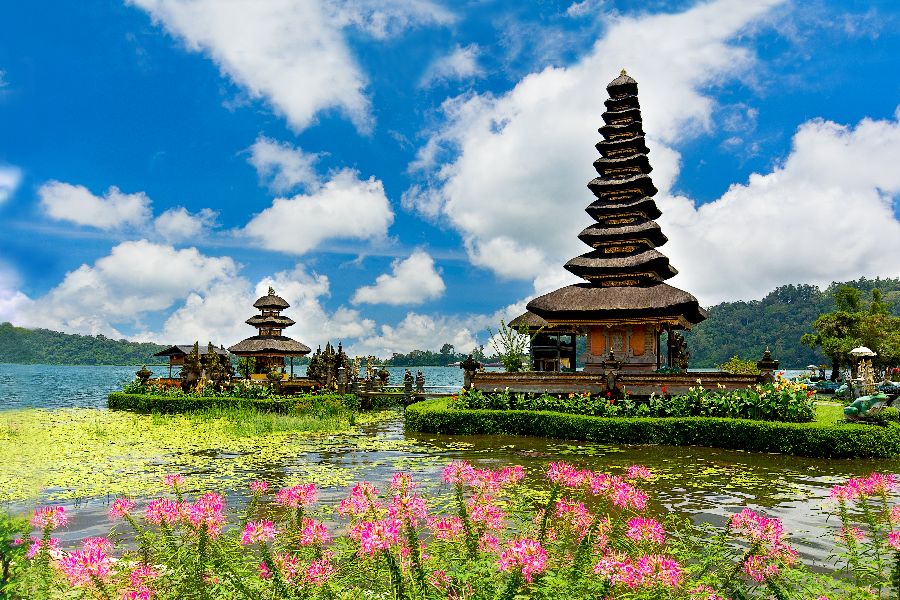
0, 363, 883, 570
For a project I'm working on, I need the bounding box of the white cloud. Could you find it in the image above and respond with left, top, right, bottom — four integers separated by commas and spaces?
420, 44, 484, 88
351, 312, 477, 358
154, 263, 375, 346
129, 0, 371, 132
405, 0, 784, 283
328, 0, 455, 39
39, 182, 152, 230
0, 165, 22, 204
659, 109, 900, 304
248, 136, 320, 193
0, 264, 32, 325
20, 240, 237, 336
566, 0, 604, 18
352, 250, 445, 305
243, 169, 394, 255
154, 207, 217, 242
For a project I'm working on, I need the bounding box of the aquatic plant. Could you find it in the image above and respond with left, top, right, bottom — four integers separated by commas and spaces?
4, 468, 897, 598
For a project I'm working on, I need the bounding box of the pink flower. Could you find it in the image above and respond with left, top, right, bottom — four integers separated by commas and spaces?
241, 520, 277, 545
626, 517, 666, 545
349, 518, 402, 556
26, 536, 60, 559
547, 462, 586, 488
186, 492, 225, 537
470, 465, 524, 494
729, 508, 784, 544
554, 499, 593, 540
338, 482, 382, 517
129, 564, 159, 587
468, 496, 506, 530
429, 569, 452, 592
58, 537, 113, 587
429, 516, 464, 541
889, 530, 900, 550
626, 465, 653, 480
890, 506, 900, 524
743, 554, 780, 582
109, 497, 136, 519
479, 534, 500, 552
443, 460, 476, 485
122, 588, 154, 600
259, 552, 300, 584
299, 518, 330, 546
594, 552, 682, 588
391, 472, 414, 492
838, 526, 864, 543
304, 553, 335, 586
689, 584, 728, 600
388, 493, 428, 526
610, 480, 648, 510
498, 538, 547, 583
275, 483, 317, 508
162, 473, 185, 488
31, 506, 69, 530
249, 480, 269, 495
145, 498, 181, 526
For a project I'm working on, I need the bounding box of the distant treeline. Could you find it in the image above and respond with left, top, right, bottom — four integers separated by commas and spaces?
0, 322, 166, 365
686, 277, 900, 368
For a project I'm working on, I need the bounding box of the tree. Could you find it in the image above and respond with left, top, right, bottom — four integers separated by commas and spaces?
181, 342, 203, 391
205, 342, 227, 389
488, 320, 538, 373
802, 286, 900, 379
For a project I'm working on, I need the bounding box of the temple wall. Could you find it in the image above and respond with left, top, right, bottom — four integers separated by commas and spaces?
584, 324, 657, 372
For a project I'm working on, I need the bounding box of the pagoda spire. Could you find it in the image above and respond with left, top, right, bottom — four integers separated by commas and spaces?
563, 71, 676, 287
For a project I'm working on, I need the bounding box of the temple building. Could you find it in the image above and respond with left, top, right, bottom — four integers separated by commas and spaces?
228, 287, 311, 378
511, 71, 707, 372
152, 344, 230, 379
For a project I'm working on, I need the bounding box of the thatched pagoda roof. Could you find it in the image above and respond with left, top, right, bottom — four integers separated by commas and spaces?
253, 293, 290, 310
228, 336, 311, 356
153, 345, 228, 358
245, 314, 296, 327
527, 284, 707, 326
564, 249, 677, 283
606, 70, 638, 91
585, 197, 661, 220
577, 221, 667, 247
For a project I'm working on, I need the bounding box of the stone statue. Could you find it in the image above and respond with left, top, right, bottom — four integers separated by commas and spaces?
844, 393, 894, 422
670, 332, 690, 372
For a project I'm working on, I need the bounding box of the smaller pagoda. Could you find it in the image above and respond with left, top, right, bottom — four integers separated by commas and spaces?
229, 287, 311, 378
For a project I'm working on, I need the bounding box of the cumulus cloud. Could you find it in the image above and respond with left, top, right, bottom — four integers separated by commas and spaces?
566, 0, 604, 18
404, 0, 785, 284
0, 165, 22, 205
248, 136, 321, 193
129, 0, 371, 132
352, 250, 445, 305
0, 264, 31, 325
350, 312, 478, 357
659, 109, 900, 303
19, 240, 238, 336
243, 169, 394, 255
328, 0, 455, 39
153, 263, 375, 346
419, 44, 484, 88
154, 207, 217, 242
38, 182, 152, 230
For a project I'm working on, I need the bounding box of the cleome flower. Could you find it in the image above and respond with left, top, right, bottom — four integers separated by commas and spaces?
349, 518, 402, 557
31, 505, 69, 530
58, 537, 114, 587
498, 537, 547, 583
109, 497, 136, 520
275, 483, 317, 508
241, 519, 277, 545
249, 480, 269, 495
338, 482, 382, 517
626, 517, 666, 545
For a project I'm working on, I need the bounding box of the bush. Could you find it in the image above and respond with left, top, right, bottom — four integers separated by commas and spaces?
108, 392, 359, 414
406, 399, 900, 459
453, 377, 816, 423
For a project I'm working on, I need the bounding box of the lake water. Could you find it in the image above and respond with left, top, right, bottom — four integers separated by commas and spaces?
0, 363, 882, 570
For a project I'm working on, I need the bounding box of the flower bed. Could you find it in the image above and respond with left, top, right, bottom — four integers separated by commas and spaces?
405, 399, 900, 458
6, 465, 900, 598
452, 378, 816, 422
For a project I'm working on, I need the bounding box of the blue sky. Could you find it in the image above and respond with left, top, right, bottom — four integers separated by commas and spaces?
1, 0, 899, 356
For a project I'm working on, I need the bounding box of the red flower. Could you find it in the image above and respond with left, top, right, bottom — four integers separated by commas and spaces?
606, 391, 612, 398
661, 386, 667, 395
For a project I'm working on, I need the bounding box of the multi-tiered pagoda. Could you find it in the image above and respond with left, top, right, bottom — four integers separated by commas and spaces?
229, 287, 311, 377
514, 71, 707, 372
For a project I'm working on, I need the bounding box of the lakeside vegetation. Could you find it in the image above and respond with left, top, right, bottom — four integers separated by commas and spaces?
0, 322, 165, 366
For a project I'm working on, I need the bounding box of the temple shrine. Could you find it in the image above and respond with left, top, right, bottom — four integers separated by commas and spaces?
511, 70, 706, 373
228, 287, 311, 378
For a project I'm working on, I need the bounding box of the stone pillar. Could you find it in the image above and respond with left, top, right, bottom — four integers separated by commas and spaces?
459, 355, 481, 390
403, 369, 413, 405
756, 347, 779, 384
415, 370, 425, 402
337, 366, 347, 394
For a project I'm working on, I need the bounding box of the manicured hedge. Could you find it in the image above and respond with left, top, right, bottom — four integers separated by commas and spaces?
405, 399, 900, 459
107, 392, 356, 414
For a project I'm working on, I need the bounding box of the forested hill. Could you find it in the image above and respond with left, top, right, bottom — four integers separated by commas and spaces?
0, 322, 165, 365
686, 277, 900, 368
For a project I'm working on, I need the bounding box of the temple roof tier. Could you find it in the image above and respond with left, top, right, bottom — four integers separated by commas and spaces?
598, 120, 645, 139
527, 283, 707, 326
606, 70, 638, 93
587, 174, 658, 199
245, 314, 296, 327
228, 336, 311, 356
253, 292, 290, 310
564, 249, 677, 283
577, 221, 667, 247
601, 106, 642, 125
604, 94, 640, 112
585, 197, 662, 221
593, 153, 652, 178
595, 136, 650, 158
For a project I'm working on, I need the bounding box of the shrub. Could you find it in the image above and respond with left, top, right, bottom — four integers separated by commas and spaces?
406, 399, 900, 459
108, 392, 360, 415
